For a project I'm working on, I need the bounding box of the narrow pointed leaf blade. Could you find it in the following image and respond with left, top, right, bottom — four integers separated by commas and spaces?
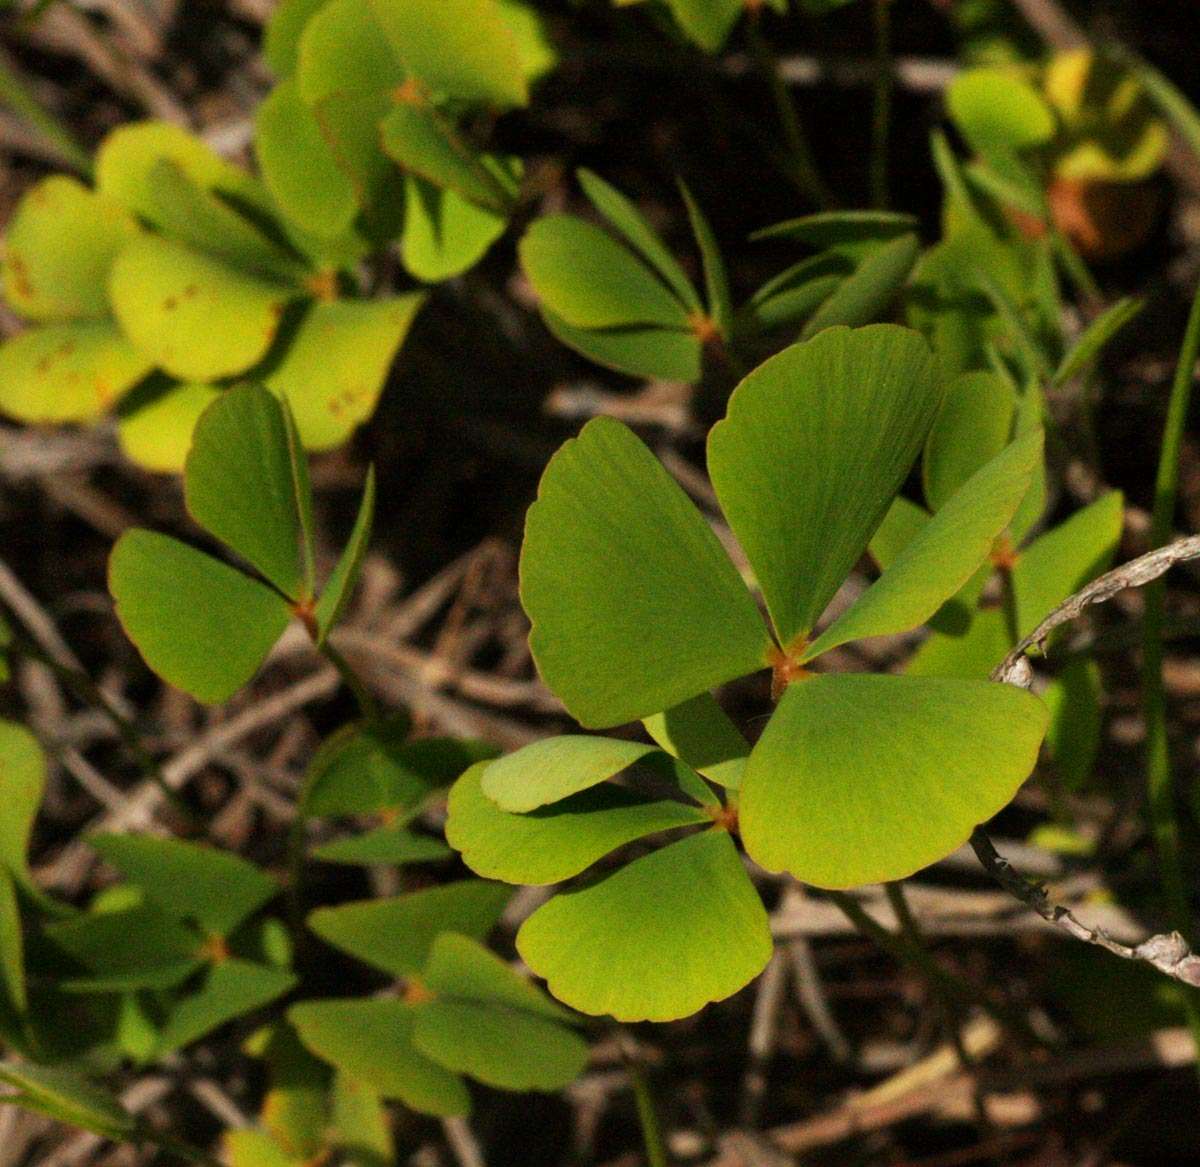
2, 177, 140, 321
740, 675, 1049, 887
752, 209, 918, 254
517, 829, 771, 1021
367, 0, 526, 107
0, 1062, 137, 1141
678, 180, 732, 338
184, 383, 306, 599
108, 236, 293, 382
157, 960, 298, 1055
307, 881, 509, 978
117, 382, 221, 474
519, 216, 692, 330
315, 467, 375, 641
923, 370, 1017, 512
707, 324, 939, 648
448, 761, 707, 886
266, 296, 424, 451
641, 692, 748, 789
803, 429, 1043, 659
798, 234, 919, 340
289, 999, 469, 1116
522, 416, 769, 727
538, 307, 702, 382
1052, 297, 1143, 388
0, 321, 153, 423
109, 530, 291, 703
89, 835, 278, 935
577, 169, 701, 312
481, 736, 663, 812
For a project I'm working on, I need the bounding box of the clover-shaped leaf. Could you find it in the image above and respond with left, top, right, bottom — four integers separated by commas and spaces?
521, 414, 769, 728
517, 828, 771, 1022
311, 827, 451, 867
642, 691, 749, 789
400, 174, 509, 282
307, 881, 509, 979
448, 760, 708, 885
110, 384, 375, 702
797, 233, 920, 340
115, 382, 222, 473
923, 370, 1017, 511
739, 674, 1048, 886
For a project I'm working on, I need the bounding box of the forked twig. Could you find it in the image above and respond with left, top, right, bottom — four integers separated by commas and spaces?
978, 534, 1200, 987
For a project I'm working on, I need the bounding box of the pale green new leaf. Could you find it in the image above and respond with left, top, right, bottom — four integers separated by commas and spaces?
2, 177, 140, 321
307, 881, 509, 978
798, 234, 920, 341
522, 416, 769, 727
0, 1062, 137, 1141
117, 382, 221, 474
448, 761, 707, 886
96, 121, 273, 225
947, 67, 1056, 153
0, 321, 152, 423
289, 999, 469, 1116
641, 692, 748, 789
517, 828, 771, 1021
577, 169, 700, 312
89, 834, 277, 936
367, 0, 526, 107
266, 296, 423, 450
184, 383, 309, 600
740, 675, 1049, 887
108, 236, 293, 381
109, 530, 292, 703
923, 370, 1016, 512
707, 325, 939, 648
481, 735, 663, 812
802, 429, 1042, 660
520, 215, 692, 330
401, 175, 507, 282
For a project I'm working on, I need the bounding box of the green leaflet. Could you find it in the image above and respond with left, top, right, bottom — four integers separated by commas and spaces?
707, 325, 939, 648
307, 881, 509, 978
109, 530, 292, 704
801, 429, 1042, 660
448, 761, 708, 886
517, 828, 771, 1021
739, 674, 1049, 887
521, 416, 769, 727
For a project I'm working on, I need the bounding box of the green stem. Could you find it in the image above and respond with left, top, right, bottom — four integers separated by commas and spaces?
869, 0, 892, 209
0, 48, 92, 176
620, 1035, 668, 1167
10, 634, 199, 829
745, 20, 835, 210
318, 640, 379, 724
1142, 277, 1200, 1064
